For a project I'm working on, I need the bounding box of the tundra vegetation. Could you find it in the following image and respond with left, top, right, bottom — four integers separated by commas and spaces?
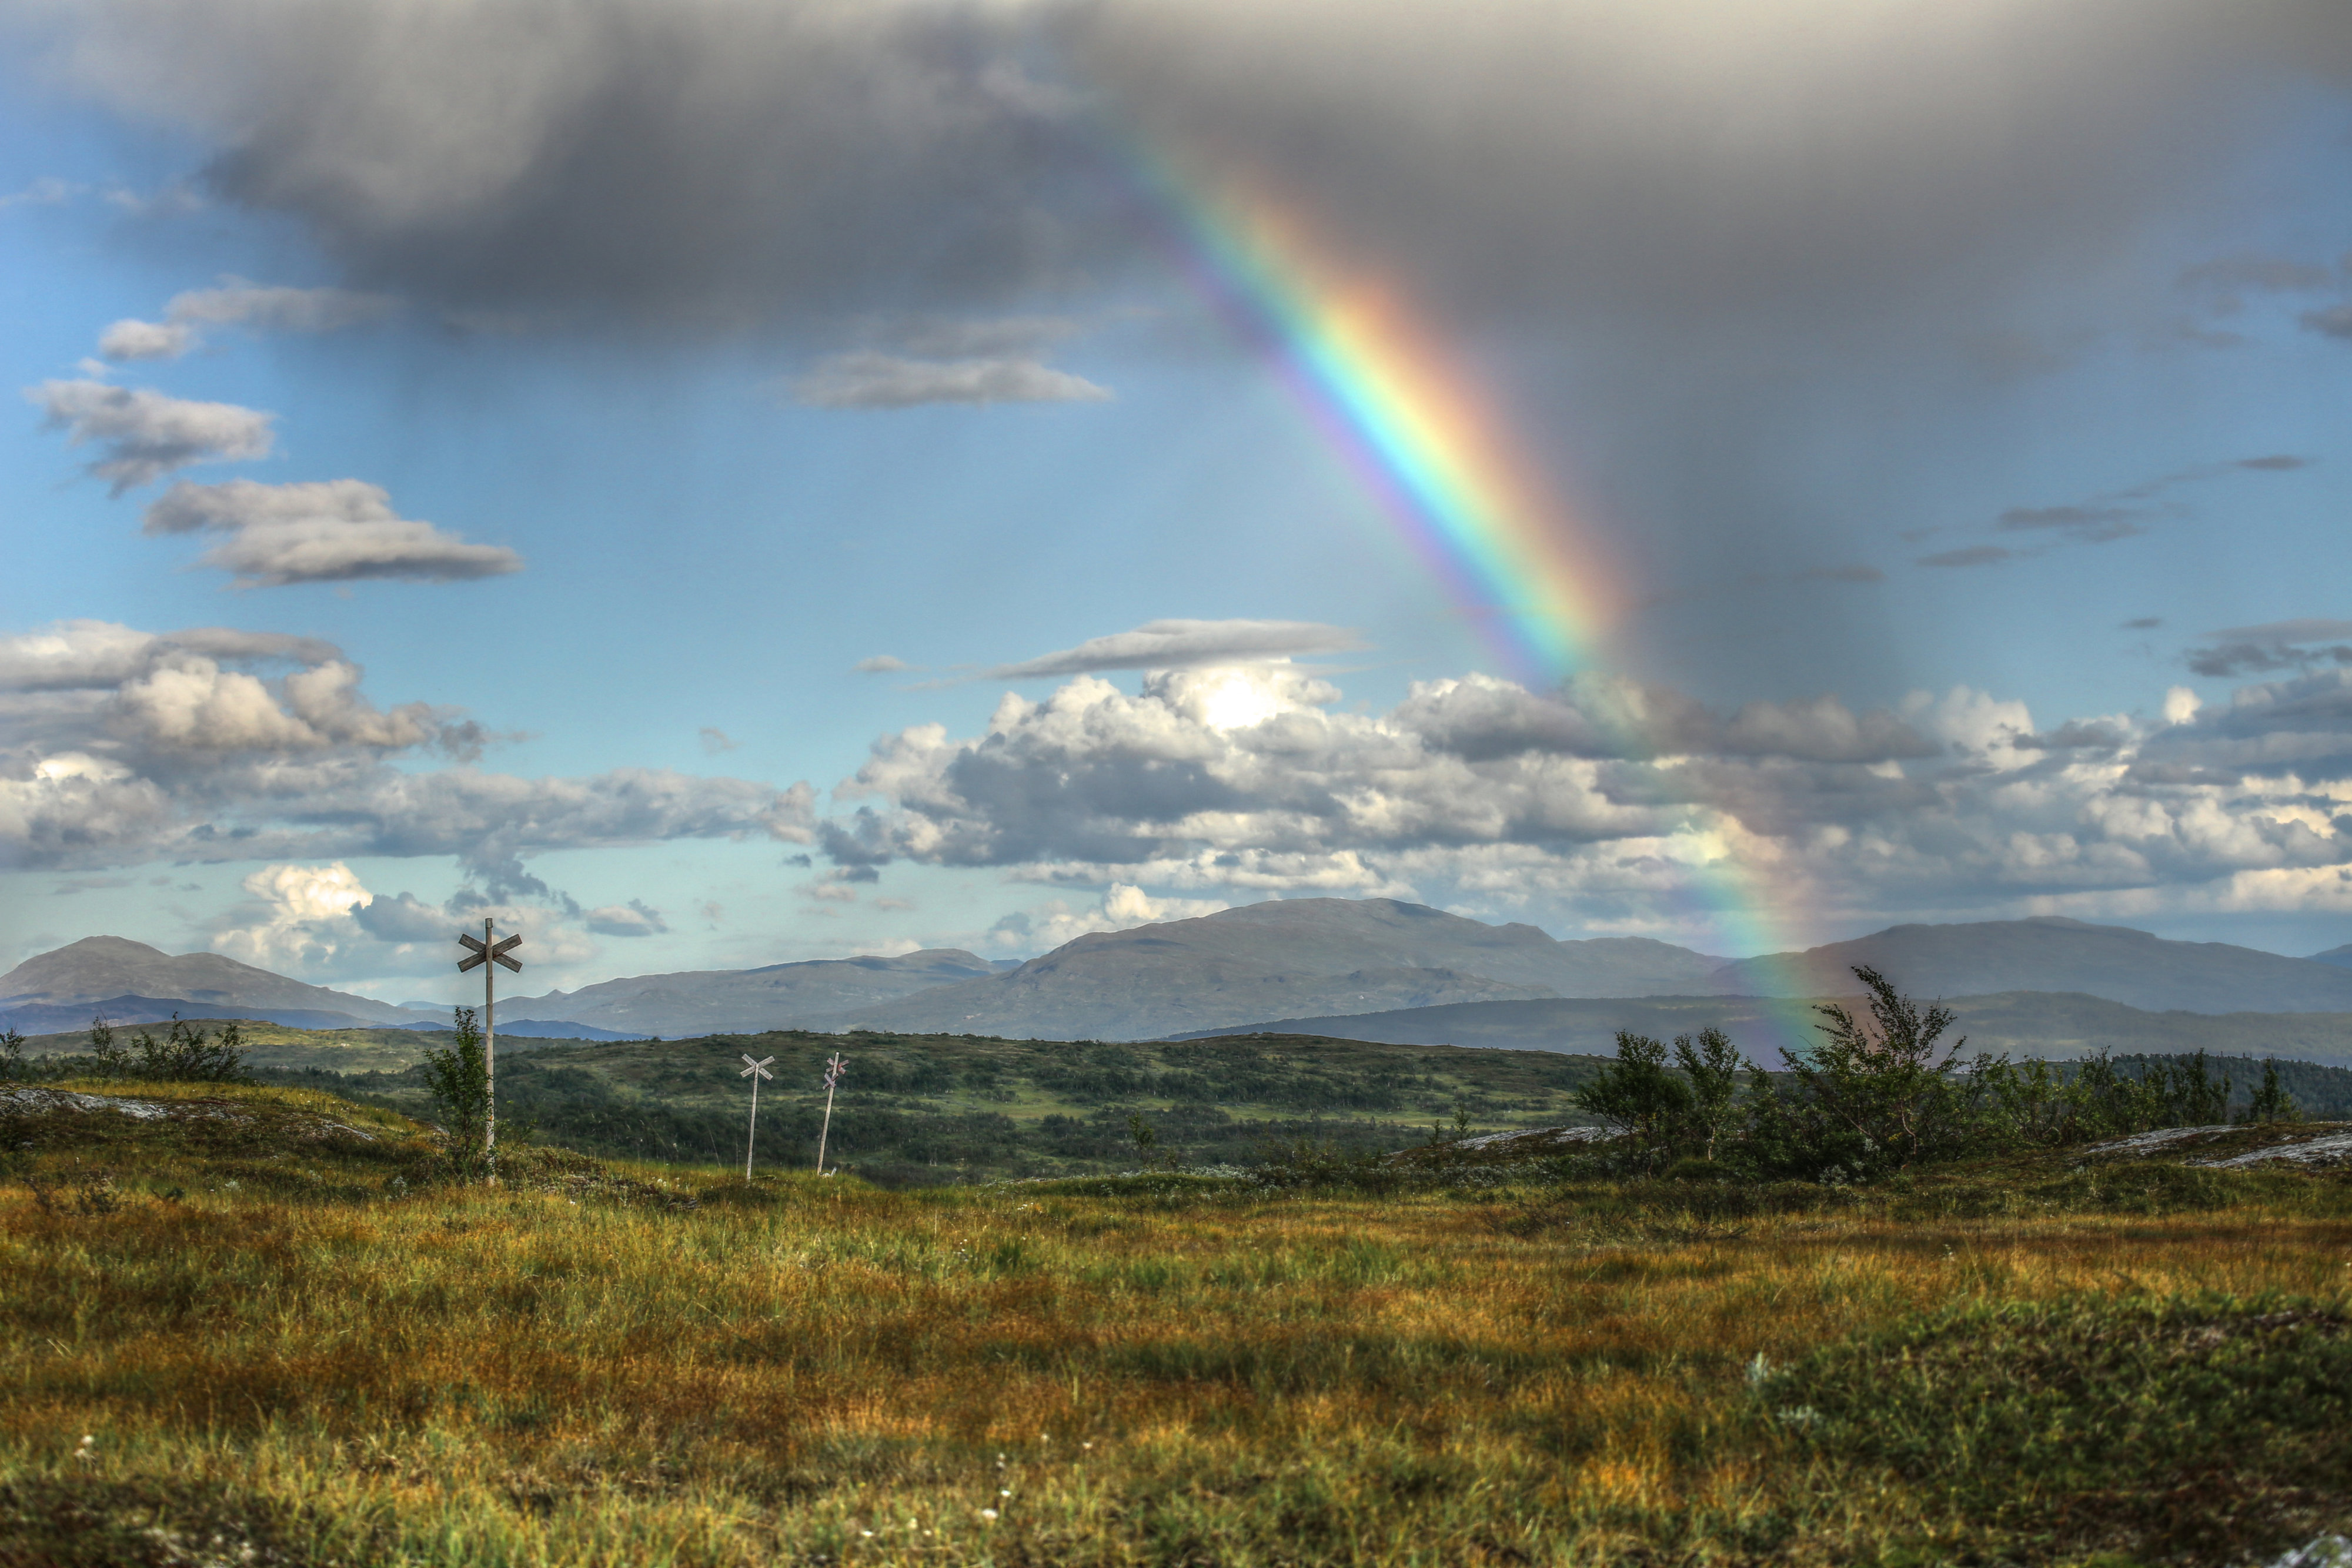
0, 969, 2347, 1565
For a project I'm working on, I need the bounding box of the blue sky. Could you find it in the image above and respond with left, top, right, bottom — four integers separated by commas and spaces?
4, 0, 2351, 1003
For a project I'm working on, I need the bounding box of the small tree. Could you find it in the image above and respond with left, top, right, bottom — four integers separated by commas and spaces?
0, 1027, 24, 1083
1779, 965, 1970, 1175
86, 1016, 132, 1079
420, 1007, 493, 1179
1674, 1027, 1746, 1161
1573, 1031, 1693, 1172
1127, 1111, 1160, 1165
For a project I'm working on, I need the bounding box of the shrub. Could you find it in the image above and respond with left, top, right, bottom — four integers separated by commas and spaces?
72, 1015, 252, 1085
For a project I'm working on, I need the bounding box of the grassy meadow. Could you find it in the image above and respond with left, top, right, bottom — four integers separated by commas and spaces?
251, 1029, 1619, 1183
4, 1079, 2350, 1566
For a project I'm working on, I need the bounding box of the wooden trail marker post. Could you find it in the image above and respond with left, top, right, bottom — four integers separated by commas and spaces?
816, 1053, 847, 1174
456, 919, 522, 1164
740, 1054, 774, 1181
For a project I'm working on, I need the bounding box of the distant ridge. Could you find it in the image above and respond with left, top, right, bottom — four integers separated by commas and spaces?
846, 898, 1728, 1040
1178, 991, 2352, 1069
485, 948, 1010, 1037
1707, 918, 2352, 1014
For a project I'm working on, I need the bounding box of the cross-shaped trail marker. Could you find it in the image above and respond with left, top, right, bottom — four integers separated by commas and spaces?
455, 919, 522, 1164
740, 1054, 775, 1181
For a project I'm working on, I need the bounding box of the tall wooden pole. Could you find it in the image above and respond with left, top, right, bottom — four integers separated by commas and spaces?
483, 915, 496, 1162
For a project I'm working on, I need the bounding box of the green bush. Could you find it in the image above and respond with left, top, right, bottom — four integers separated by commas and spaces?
69, 1015, 253, 1085
419, 1007, 495, 1181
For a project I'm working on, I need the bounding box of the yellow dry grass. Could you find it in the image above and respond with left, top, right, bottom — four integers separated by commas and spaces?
1, 1086, 2346, 1565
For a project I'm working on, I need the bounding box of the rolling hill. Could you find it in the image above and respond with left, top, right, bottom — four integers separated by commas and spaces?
0, 937, 417, 1030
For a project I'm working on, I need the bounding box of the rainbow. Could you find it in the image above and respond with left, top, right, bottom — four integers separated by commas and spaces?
1134, 149, 1827, 1035
1137, 158, 1621, 688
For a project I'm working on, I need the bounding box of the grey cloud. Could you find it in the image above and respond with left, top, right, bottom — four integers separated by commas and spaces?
2186, 623, 2352, 679
143, 478, 522, 587
2211, 618, 2352, 643
854, 655, 912, 674
98, 319, 196, 361
1996, 503, 2146, 541
980, 618, 1367, 680
2302, 305, 2352, 339
1392, 674, 1936, 765
29, 380, 275, 494
0, 176, 81, 209
2013, 720, 2127, 751
875, 315, 1084, 358
0, 621, 341, 694
2123, 617, 2163, 630
2177, 253, 2336, 299
699, 726, 740, 753
21, 0, 1110, 332
790, 351, 1111, 409
585, 898, 668, 935
1943, 456, 2311, 570
165, 277, 396, 332
1799, 564, 1885, 584
101, 278, 397, 360
351, 890, 452, 942
1919, 545, 2013, 569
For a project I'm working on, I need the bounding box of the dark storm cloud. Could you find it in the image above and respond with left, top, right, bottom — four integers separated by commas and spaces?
13, 0, 2350, 337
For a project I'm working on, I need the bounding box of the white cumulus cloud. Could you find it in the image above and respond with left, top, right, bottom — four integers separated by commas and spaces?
0, 620, 818, 877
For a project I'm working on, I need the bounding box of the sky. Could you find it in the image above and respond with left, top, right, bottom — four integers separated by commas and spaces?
3, 0, 2351, 1005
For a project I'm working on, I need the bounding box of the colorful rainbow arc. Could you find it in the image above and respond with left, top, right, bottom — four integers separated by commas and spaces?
1138, 157, 1618, 688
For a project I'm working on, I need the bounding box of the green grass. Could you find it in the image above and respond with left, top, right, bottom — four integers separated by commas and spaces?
3, 1082, 2348, 1565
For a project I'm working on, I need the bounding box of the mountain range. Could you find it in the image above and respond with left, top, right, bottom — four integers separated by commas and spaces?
7, 900, 2352, 1048
485, 948, 1014, 1037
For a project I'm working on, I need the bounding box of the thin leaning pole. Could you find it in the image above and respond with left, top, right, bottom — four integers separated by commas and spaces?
815, 1054, 847, 1174
740, 1054, 775, 1181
